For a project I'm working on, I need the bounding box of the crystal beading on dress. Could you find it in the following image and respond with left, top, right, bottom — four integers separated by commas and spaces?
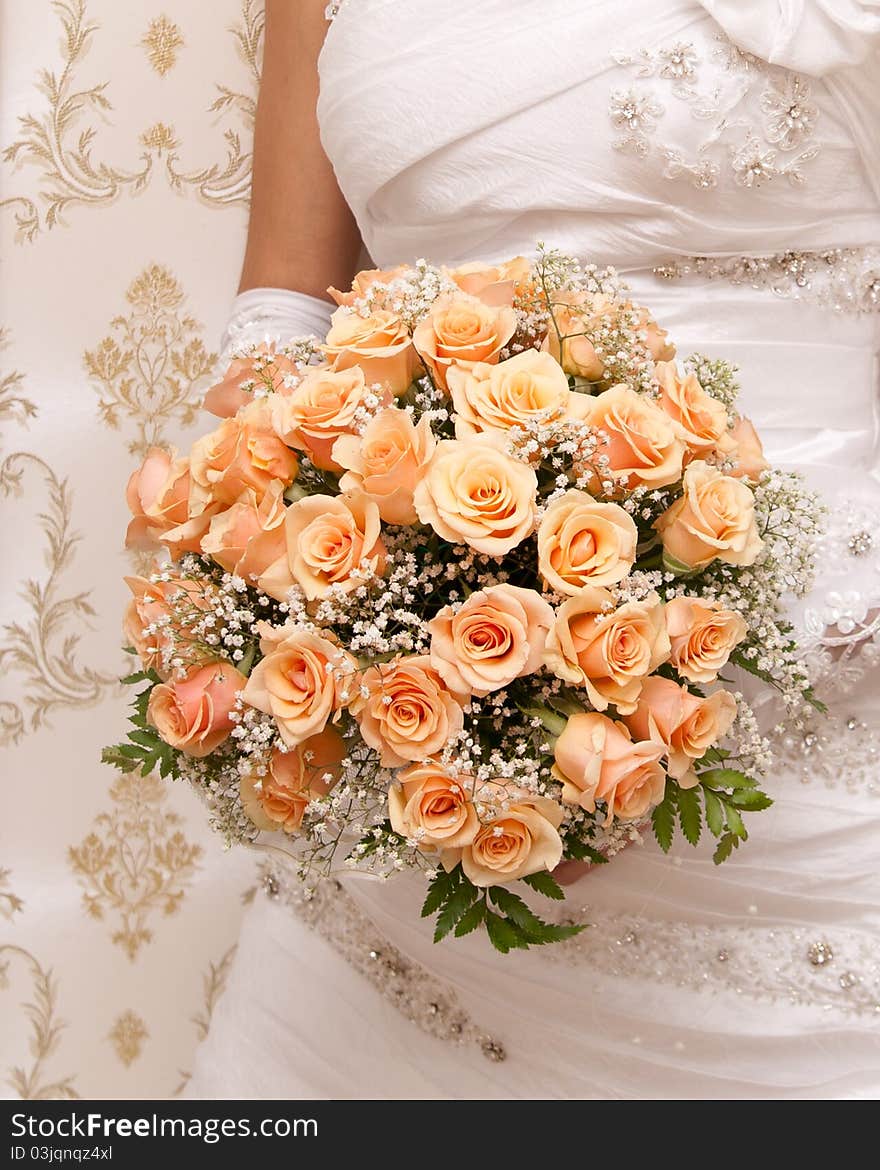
653, 248, 880, 314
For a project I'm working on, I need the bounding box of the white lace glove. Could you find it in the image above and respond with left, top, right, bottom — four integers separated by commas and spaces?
220, 287, 335, 359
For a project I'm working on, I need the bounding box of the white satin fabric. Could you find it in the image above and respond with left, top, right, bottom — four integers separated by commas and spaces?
187, 0, 880, 1099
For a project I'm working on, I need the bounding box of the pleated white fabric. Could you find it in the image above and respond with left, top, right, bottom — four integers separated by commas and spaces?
187, 0, 880, 1100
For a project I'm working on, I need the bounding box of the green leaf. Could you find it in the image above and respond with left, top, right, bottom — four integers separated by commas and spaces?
488, 887, 545, 937
128, 729, 159, 748
651, 789, 677, 852
713, 833, 739, 864
703, 787, 725, 838
729, 789, 773, 811
662, 550, 701, 577
521, 870, 565, 900
677, 784, 702, 846
725, 804, 748, 840
485, 911, 526, 954
700, 768, 757, 790
533, 922, 587, 943
433, 877, 479, 943
564, 838, 608, 865
453, 899, 486, 938
421, 868, 454, 919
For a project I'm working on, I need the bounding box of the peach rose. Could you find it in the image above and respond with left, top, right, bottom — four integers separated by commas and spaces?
441, 791, 564, 887
444, 256, 531, 307
333, 407, 436, 525
242, 624, 356, 747
537, 490, 638, 594
665, 596, 747, 684
189, 400, 298, 515
200, 479, 287, 581
126, 447, 194, 550
123, 572, 213, 677
147, 660, 245, 757
728, 416, 769, 482
240, 727, 346, 834
636, 306, 676, 362
446, 349, 571, 438
552, 711, 666, 822
203, 346, 301, 418
413, 433, 537, 555
543, 290, 616, 380
388, 760, 479, 848
412, 294, 517, 392
258, 491, 385, 602
585, 384, 685, 490
625, 675, 737, 783
322, 307, 421, 396
544, 587, 670, 714
328, 266, 408, 307
355, 656, 465, 767
654, 361, 733, 460
428, 584, 554, 697
655, 460, 763, 572
272, 365, 389, 473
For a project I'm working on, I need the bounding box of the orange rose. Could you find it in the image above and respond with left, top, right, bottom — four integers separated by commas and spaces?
443, 256, 530, 307
544, 587, 670, 714
333, 407, 436, 525
328, 266, 408, 307
203, 345, 301, 418
388, 761, 479, 849
655, 460, 763, 572
413, 434, 537, 555
242, 624, 356, 747
543, 290, 615, 380
147, 660, 245, 757
446, 349, 571, 438
552, 711, 666, 823
322, 307, 421, 396
625, 674, 736, 783
585, 384, 685, 490
412, 295, 517, 392
728, 416, 769, 482
355, 656, 464, 767
240, 727, 346, 834
189, 399, 298, 515
428, 584, 553, 696
200, 479, 288, 582
537, 490, 638, 594
125, 447, 193, 550
665, 596, 747, 685
272, 365, 389, 473
441, 790, 564, 887
654, 361, 733, 460
258, 492, 385, 602
123, 572, 213, 677
636, 306, 676, 362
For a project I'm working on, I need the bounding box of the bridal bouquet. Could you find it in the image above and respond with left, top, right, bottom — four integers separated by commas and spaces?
104, 247, 822, 952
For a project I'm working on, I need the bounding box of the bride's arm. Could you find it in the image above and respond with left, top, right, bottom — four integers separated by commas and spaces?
238, 0, 362, 299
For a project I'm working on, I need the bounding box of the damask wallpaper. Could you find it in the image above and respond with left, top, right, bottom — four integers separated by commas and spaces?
0, 0, 265, 1098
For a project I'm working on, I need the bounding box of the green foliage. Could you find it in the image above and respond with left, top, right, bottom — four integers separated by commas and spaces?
564, 837, 608, 865
420, 865, 585, 952
101, 669, 180, 779
649, 769, 773, 864
521, 870, 565, 899
651, 788, 677, 852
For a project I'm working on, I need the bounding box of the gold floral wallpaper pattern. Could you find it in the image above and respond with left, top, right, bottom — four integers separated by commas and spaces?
1, 0, 261, 1098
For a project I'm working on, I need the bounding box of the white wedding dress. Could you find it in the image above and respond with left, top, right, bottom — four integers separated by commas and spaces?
186, 0, 880, 1100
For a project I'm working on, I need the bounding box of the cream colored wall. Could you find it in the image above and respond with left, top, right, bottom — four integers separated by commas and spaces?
0, 0, 264, 1098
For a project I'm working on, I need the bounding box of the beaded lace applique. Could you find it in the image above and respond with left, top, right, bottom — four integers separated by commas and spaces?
550, 907, 880, 1017
611, 36, 821, 190
652, 247, 880, 314
324, 1, 346, 21
259, 859, 508, 1062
